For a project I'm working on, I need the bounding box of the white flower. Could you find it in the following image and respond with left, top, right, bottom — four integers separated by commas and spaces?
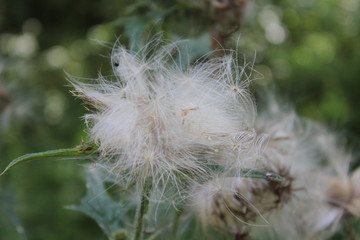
70, 39, 258, 195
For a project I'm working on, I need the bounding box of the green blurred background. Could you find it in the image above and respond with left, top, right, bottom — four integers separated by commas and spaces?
0, 0, 359, 239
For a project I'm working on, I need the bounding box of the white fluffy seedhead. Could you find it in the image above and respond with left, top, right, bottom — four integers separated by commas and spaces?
189, 174, 293, 235
310, 126, 360, 227
70, 38, 259, 198
251, 95, 359, 240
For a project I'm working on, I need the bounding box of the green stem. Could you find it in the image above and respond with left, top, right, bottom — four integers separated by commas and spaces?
172, 208, 183, 239
133, 181, 152, 240
239, 168, 284, 182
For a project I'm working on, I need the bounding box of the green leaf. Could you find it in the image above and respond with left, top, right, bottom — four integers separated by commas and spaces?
0, 143, 98, 176
0, 185, 27, 239
67, 167, 130, 240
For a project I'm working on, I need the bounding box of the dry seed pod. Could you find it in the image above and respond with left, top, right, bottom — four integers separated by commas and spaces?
190, 172, 292, 235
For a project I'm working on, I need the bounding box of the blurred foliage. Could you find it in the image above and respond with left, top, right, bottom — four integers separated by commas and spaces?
0, 183, 27, 240
0, 0, 359, 239
67, 167, 132, 240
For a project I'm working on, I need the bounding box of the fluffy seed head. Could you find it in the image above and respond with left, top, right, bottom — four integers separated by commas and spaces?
253, 98, 358, 240
189, 173, 292, 235
313, 127, 360, 228
325, 167, 360, 218
70, 39, 258, 194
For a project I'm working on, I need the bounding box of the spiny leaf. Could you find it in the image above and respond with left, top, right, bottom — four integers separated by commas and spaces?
0, 143, 98, 176
67, 167, 130, 240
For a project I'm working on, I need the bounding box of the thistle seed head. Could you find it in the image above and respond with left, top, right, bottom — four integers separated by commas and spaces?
70, 39, 259, 197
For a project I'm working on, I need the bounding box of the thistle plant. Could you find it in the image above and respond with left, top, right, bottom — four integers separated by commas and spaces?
69, 39, 272, 239
70, 40, 256, 194
1, 37, 358, 240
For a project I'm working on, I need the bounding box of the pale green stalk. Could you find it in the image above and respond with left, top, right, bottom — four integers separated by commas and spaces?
133, 181, 152, 240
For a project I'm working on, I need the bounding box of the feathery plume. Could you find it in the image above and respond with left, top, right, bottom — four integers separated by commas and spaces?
189, 174, 291, 236
252, 95, 359, 240
70, 38, 258, 197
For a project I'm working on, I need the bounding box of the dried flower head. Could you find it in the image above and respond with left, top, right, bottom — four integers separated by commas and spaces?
326, 167, 360, 217
70, 39, 258, 195
254, 105, 359, 240
310, 126, 360, 231
189, 173, 292, 235
240, 94, 333, 239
